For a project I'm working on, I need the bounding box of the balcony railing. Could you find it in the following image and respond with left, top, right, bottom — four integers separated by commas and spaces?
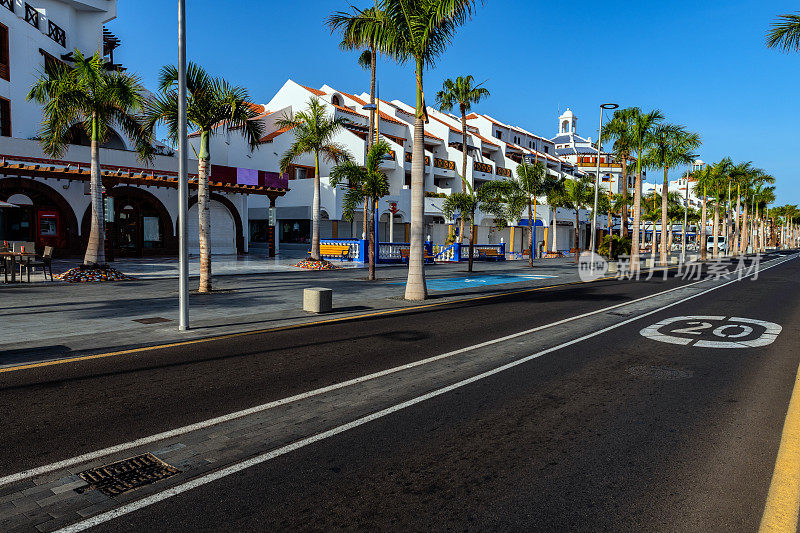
433, 158, 455, 170
0, 0, 12, 12
496, 167, 512, 177
404, 152, 430, 165
24, 4, 38, 28
48, 20, 66, 47
473, 161, 493, 174
577, 161, 621, 168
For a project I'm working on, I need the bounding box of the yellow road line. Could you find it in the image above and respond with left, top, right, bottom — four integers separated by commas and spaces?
759, 357, 800, 533
0, 276, 616, 375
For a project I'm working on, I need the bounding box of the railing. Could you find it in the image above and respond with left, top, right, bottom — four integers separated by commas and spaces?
404, 152, 430, 166
433, 158, 455, 170
433, 243, 459, 262
24, 4, 38, 28
377, 242, 408, 262
48, 20, 66, 47
577, 161, 621, 168
473, 161, 493, 174
319, 239, 360, 261
0, 0, 13, 12
433, 243, 506, 261
496, 167, 512, 177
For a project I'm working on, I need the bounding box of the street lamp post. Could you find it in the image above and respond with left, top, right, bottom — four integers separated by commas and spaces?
681, 163, 689, 261
177, 0, 189, 330
590, 103, 618, 258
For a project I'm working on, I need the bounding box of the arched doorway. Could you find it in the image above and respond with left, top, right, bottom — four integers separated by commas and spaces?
187, 193, 244, 255
0, 177, 79, 255
82, 186, 174, 257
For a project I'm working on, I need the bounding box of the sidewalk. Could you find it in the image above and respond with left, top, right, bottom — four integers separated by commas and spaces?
0, 258, 584, 367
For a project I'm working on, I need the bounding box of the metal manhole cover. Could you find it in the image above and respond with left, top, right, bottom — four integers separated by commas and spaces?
133, 317, 172, 324
626, 365, 693, 380
78, 453, 181, 497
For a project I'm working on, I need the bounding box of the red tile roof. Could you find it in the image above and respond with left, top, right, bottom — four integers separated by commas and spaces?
429, 114, 461, 134
472, 131, 498, 147
333, 104, 367, 119
424, 131, 443, 141
299, 84, 326, 97
337, 90, 368, 106
259, 124, 296, 143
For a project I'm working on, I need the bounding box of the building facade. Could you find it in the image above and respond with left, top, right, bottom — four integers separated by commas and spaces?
0, 0, 287, 258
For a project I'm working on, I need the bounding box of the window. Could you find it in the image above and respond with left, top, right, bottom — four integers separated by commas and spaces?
0, 97, 10, 136
0, 22, 8, 81
495, 131, 502, 140
40, 48, 62, 75
544, 146, 549, 154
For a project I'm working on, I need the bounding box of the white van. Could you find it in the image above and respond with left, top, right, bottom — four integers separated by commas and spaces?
706, 235, 727, 253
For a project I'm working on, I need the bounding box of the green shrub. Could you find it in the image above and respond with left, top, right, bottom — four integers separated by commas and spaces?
598, 234, 631, 260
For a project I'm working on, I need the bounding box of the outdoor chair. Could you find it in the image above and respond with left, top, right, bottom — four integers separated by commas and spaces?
21, 246, 54, 282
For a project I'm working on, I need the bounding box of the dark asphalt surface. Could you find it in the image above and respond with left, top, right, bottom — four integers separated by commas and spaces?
3, 253, 799, 531
1, 263, 709, 475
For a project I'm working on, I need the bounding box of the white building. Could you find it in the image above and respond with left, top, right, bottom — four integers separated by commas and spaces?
201, 79, 604, 255
0, 0, 287, 257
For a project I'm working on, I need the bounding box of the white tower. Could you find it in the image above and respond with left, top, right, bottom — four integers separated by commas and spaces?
558, 108, 577, 135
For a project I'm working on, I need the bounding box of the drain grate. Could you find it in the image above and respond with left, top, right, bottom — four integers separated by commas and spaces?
78, 453, 181, 497
133, 317, 172, 324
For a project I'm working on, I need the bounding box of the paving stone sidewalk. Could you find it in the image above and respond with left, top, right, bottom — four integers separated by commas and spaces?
0, 258, 584, 367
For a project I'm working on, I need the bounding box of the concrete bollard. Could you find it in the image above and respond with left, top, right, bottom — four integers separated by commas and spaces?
303, 287, 332, 313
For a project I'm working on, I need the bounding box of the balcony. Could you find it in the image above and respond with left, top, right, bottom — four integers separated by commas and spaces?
473, 161, 493, 174
496, 167, 512, 178
404, 152, 430, 166
25, 4, 39, 28
433, 158, 455, 171
0, 0, 12, 12
48, 20, 66, 47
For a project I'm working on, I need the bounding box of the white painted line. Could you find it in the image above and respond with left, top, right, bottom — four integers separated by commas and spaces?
4, 260, 772, 489
54, 254, 797, 532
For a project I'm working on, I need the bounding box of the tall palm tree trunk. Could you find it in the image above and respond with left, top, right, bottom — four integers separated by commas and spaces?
198, 132, 212, 293
459, 105, 468, 245
660, 166, 669, 265
741, 201, 749, 254
712, 203, 720, 258
404, 61, 427, 300
631, 169, 643, 270
700, 191, 707, 261
734, 190, 741, 253
621, 161, 628, 237
84, 116, 106, 266
467, 210, 475, 273
528, 201, 534, 267
368, 196, 375, 280
310, 150, 322, 260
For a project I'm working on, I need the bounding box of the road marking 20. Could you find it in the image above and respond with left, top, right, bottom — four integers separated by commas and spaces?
640, 316, 782, 348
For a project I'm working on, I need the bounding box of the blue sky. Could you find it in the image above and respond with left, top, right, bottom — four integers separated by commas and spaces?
111, 0, 799, 205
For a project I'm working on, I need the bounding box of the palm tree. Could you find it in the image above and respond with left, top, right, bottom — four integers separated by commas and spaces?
489, 160, 546, 266
767, 13, 800, 52
28, 50, 153, 267
728, 160, 753, 253
610, 192, 632, 237
602, 108, 637, 237
328, 0, 478, 301
330, 141, 391, 280
545, 176, 567, 255
334, 1, 382, 148
691, 169, 710, 260
441, 177, 501, 272
276, 97, 351, 261
627, 108, 664, 270
435, 75, 490, 196
561, 176, 594, 263
144, 62, 263, 292
642, 123, 701, 265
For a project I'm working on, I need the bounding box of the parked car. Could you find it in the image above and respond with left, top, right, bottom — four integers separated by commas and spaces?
706, 235, 727, 253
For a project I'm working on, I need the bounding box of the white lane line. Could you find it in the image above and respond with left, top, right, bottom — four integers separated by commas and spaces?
55, 254, 796, 533
2, 254, 793, 490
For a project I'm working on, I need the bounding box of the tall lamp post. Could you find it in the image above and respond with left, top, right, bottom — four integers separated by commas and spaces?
590, 103, 618, 256
177, 0, 189, 330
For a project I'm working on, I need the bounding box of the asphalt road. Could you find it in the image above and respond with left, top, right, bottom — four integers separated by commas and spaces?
2, 252, 799, 532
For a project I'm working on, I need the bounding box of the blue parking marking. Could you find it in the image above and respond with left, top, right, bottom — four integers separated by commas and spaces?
394, 274, 557, 292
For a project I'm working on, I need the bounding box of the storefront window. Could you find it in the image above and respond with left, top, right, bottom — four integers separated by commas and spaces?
280, 219, 310, 243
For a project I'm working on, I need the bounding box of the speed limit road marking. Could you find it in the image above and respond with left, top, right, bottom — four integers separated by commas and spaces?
639, 316, 782, 348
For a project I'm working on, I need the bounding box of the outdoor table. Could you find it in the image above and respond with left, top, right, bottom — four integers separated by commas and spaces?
0, 252, 37, 283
